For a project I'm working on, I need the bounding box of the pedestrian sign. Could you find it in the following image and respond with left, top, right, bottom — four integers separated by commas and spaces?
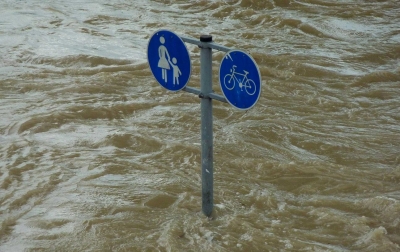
147, 30, 191, 91
219, 50, 261, 110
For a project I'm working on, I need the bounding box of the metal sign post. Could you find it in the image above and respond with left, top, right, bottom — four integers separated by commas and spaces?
147, 30, 262, 217
199, 35, 214, 217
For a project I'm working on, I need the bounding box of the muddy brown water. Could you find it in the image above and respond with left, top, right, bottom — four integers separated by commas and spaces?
1, 0, 400, 251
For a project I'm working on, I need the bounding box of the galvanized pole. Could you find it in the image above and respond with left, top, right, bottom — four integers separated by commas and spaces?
199, 35, 213, 217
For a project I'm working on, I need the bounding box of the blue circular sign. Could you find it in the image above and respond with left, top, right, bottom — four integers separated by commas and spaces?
219, 50, 261, 110
147, 30, 191, 92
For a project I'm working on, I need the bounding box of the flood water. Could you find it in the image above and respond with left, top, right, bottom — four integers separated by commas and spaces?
1, 0, 400, 251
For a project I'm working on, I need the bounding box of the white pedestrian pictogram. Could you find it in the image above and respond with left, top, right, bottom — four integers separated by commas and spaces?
170, 57, 181, 85
157, 37, 181, 85
158, 36, 171, 82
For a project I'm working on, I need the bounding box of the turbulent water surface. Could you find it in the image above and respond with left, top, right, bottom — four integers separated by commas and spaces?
1, 0, 400, 251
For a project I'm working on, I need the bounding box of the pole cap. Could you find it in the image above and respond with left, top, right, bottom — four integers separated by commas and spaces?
200, 35, 212, 42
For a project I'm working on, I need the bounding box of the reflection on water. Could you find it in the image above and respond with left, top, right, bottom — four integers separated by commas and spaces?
1, 0, 400, 251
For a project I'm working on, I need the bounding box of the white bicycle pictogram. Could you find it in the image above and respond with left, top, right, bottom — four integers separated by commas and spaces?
223, 65, 256, 95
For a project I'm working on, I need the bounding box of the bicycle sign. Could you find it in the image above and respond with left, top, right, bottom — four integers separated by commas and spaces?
219, 50, 261, 110
223, 65, 257, 95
